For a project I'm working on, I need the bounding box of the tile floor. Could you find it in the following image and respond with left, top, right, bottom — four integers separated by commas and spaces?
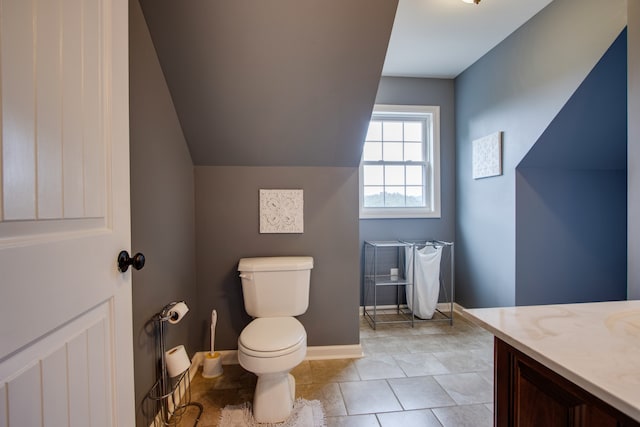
176, 314, 495, 427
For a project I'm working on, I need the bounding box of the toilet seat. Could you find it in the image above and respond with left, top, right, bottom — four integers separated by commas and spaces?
239, 317, 306, 358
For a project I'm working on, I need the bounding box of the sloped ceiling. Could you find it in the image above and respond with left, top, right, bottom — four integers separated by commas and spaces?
139, 0, 398, 167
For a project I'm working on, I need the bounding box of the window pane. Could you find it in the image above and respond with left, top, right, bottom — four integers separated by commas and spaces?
404, 143, 423, 161
385, 187, 405, 207
361, 107, 439, 218
366, 121, 382, 141
383, 142, 403, 161
404, 122, 422, 142
406, 187, 424, 207
385, 165, 404, 186
364, 187, 384, 207
382, 121, 403, 141
406, 165, 423, 186
363, 165, 383, 185
363, 142, 382, 161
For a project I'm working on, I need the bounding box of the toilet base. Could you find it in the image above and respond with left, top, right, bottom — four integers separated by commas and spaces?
253, 372, 295, 423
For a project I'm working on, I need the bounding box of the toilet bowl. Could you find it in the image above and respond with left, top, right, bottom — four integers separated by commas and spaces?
237, 256, 313, 424
238, 317, 307, 422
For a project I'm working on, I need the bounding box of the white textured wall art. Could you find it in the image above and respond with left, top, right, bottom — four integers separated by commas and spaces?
472, 131, 503, 179
259, 189, 304, 233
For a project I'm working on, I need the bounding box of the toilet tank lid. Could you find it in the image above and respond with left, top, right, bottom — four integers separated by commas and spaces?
238, 256, 313, 272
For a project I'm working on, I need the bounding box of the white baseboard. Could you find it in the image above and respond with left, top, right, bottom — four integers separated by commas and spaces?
193, 344, 363, 367
199, 349, 239, 365
455, 302, 485, 323
306, 344, 363, 360
452, 302, 466, 316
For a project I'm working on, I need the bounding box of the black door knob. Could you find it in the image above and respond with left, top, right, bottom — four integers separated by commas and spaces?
117, 251, 146, 272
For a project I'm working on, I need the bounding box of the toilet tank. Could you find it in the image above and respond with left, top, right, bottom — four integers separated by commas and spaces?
238, 256, 313, 317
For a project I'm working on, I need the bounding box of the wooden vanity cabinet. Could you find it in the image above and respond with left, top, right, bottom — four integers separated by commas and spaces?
494, 338, 640, 427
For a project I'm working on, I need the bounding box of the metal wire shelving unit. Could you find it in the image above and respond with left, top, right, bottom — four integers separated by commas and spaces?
363, 240, 454, 329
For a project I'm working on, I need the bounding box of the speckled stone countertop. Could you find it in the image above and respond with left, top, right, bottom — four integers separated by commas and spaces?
464, 300, 640, 422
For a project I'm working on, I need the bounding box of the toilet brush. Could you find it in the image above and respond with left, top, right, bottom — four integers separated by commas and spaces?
202, 309, 223, 378
210, 309, 217, 355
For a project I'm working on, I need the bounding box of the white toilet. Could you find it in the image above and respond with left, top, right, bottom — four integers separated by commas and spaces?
237, 256, 313, 423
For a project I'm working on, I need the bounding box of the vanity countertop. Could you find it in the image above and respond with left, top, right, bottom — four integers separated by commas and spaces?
464, 300, 640, 422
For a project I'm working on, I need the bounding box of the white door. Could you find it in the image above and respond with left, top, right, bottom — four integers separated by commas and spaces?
0, 0, 134, 426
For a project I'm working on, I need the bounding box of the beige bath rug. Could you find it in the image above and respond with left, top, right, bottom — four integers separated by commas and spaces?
218, 398, 326, 427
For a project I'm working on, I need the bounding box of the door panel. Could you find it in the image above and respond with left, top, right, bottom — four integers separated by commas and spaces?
42, 347, 69, 427
7, 364, 41, 426
0, 0, 133, 425
0, 304, 113, 427
0, 385, 6, 427
35, 0, 63, 221
1, 0, 36, 221
61, 0, 86, 220
3, 0, 107, 223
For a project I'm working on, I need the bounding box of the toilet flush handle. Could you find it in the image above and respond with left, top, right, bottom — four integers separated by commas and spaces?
239, 273, 252, 280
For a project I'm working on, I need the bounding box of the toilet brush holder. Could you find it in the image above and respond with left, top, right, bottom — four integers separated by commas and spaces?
202, 352, 223, 378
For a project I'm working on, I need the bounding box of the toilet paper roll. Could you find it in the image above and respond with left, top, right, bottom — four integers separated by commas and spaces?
165, 345, 191, 377
167, 301, 189, 324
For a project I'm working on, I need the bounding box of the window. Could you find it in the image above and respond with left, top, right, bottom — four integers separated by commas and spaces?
359, 105, 440, 219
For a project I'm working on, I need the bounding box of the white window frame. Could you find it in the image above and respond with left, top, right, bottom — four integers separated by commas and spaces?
359, 104, 441, 219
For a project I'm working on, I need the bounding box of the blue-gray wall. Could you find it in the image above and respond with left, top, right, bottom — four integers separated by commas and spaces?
515, 31, 627, 305
516, 170, 627, 305
629, 1, 640, 299
129, 1, 198, 425
455, 0, 627, 308
360, 77, 455, 305
195, 167, 360, 350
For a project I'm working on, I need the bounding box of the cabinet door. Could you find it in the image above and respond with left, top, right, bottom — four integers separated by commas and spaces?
514, 359, 615, 427
515, 362, 580, 426
495, 338, 635, 427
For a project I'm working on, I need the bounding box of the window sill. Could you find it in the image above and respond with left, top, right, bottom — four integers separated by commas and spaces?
359, 208, 441, 219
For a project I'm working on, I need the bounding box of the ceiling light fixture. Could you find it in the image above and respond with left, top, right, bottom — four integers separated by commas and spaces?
462, 0, 481, 4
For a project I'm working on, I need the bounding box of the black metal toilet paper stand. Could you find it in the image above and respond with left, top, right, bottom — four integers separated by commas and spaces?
146, 302, 203, 426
